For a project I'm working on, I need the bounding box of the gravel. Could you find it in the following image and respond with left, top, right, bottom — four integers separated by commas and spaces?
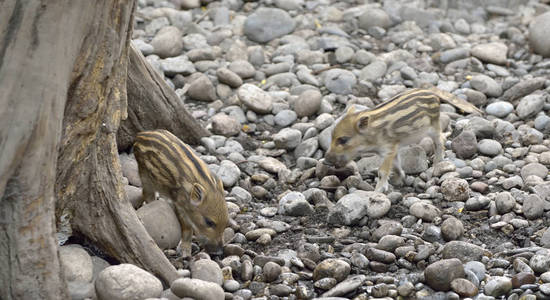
71, 0, 550, 299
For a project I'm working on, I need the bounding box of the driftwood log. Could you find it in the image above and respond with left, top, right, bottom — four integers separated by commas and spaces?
0, 0, 216, 298
117, 44, 210, 151
0, 1, 101, 298
54, 0, 178, 287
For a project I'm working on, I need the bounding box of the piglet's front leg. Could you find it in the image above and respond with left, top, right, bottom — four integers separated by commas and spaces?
375, 145, 399, 193
176, 218, 193, 258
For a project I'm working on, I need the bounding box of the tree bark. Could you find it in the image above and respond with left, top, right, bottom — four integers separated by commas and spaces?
0, 1, 98, 299
117, 44, 210, 151
54, 0, 178, 286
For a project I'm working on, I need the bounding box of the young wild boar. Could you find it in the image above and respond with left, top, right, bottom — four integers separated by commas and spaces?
133, 129, 228, 256
325, 87, 482, 193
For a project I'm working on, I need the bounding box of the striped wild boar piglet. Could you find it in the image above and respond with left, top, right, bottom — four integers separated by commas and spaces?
133, 129, 228, 256
325, 87, 482, 193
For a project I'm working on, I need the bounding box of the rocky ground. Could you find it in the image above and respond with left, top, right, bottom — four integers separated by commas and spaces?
58, 0, 550, 299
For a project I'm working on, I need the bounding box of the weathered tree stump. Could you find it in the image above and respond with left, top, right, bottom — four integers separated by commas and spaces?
54, 0, 178, 287
117, 44, 210, 151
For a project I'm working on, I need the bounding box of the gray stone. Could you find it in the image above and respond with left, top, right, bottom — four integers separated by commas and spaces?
313, 259, 351, 282
495, 192, 516, 214
516, 94, 545, 119
521, 163, 548, 180
372, 221, 403, 241
120, 153, 141, 187
294, 137, 319, 158
274, 0, 303, 10
160, 56, 196, 77
187, 48, 215, 62
433, 161, 457, 177
442, 241, 487, 262
322, 275, 367, 297
438, 48, 470, 64
523, 194, 544, 220
531, 254, 550, 274
295, 89, 322, 117
95, 264, 162, 300
424, 258, 465, 291
211, 113, 240, 137
365, 192, 391, 218
541, 228, 550, 248
216, 68, 243, 88
501, 77, 546, 102
182, 34, 208, 51
229, 60, 256, 79
441, 217, 464, 241
358, 8, 392, 30
132, 39, 154, 56
180, 0, 200, 9
187, 74, 216, 102
335, 46, 354, 64
238, 84, 273, 114
323, 69, 356, 95
450, 278, 478, 297
430, 33, 456, 50
230, 186, 252, 203
91, 256, 110, 280
471, 43, 508, 65
315, 277, 337, 290
314, 113, 335, 130
274, 109, 297, 127
137, 200, 181, 250
470, 74, 502, 97
409, 202, 441, 222
502, 175, 524, 190
151, 26, 183, 58
327, 191, 390, 225
216, 160, 240, 188
252, 156, 287, 174
529, 11, 550, 57
477, 139, 502, 156
278, 192, 313, 216
263, 261, 282, 282
535, 115, 550, 132
223, 279, 240, 292
484, 276, 512, 297
452, 130, 477, 159
244, 8, 296, 43
273, 128, 302, 149
464, 117, 495, 139
441, 178, 470, 202
464, 261, 486, 282
399, 145, 428, 174
59, 245, 94, 283
191, 259, 223, 286
359, 60, 387, 82
67, 280, 95, 300
171, 278, 225, 300
486, 101, 514, 118
377, 235, 405, 252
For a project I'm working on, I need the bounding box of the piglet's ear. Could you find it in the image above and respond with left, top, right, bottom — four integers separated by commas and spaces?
346, 105, 357, 114
355, 115, 369, 133
190, 183, 205, 207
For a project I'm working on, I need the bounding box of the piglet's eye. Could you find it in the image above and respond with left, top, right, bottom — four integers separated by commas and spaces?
204, 217, 216, 228
336, 136, 350, 145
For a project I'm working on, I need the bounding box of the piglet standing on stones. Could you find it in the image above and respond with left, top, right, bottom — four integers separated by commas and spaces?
325, 87, 482, 192
133, 129, 228, 256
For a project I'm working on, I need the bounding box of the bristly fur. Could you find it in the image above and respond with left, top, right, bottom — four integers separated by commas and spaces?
325, 87, 481, 193
133, 129, 228, 256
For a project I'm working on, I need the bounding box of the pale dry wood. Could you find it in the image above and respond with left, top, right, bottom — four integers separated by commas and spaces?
117, 44, 210, 151
55, 0, 178, 285
0, 1, 96, 299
